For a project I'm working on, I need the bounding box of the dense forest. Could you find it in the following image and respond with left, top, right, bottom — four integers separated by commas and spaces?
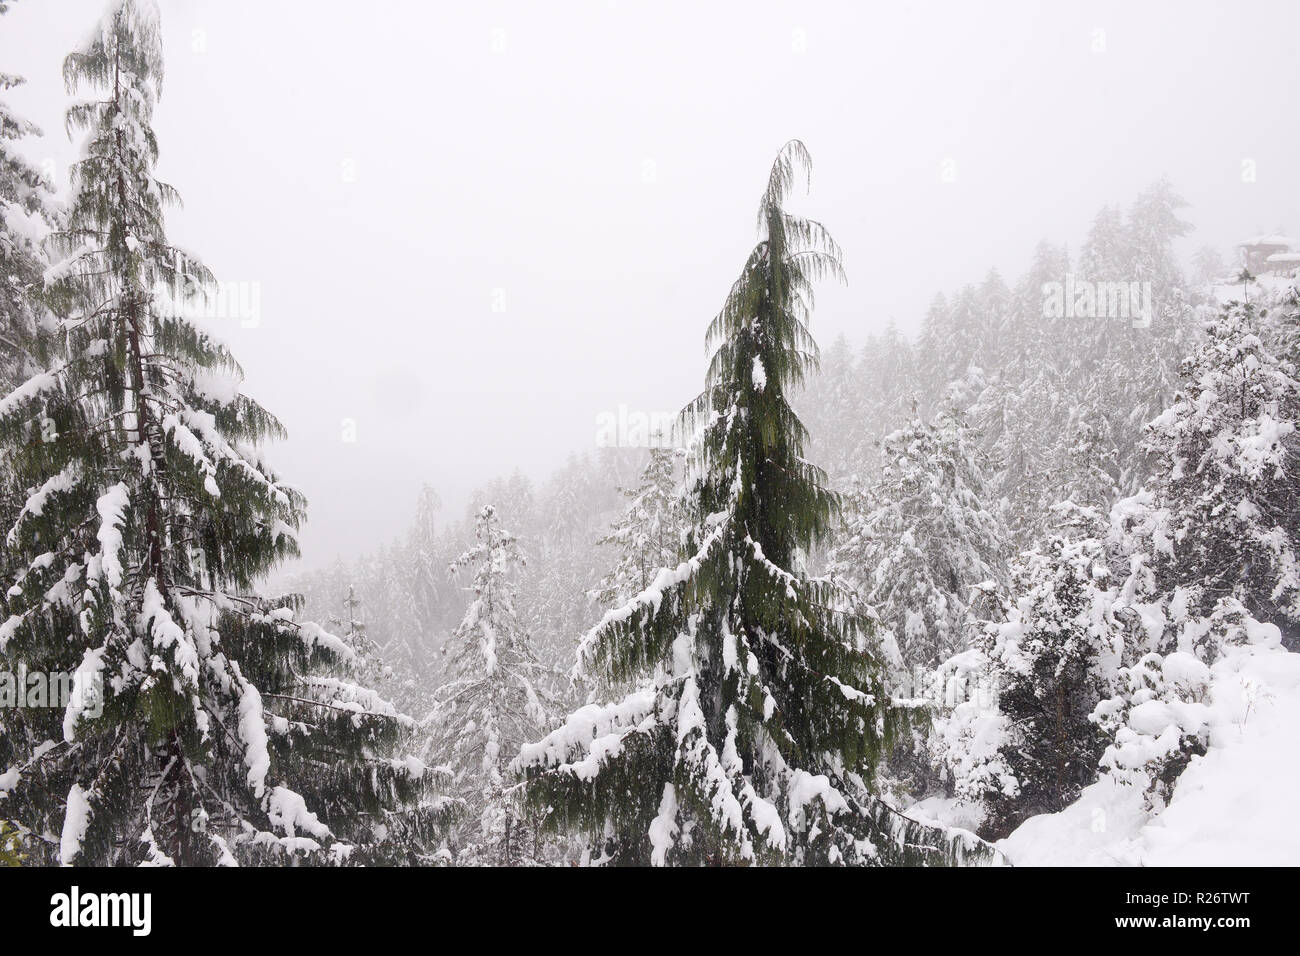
2, 0, 1298, 867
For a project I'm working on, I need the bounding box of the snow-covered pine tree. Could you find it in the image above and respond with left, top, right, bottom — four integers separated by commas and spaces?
970, 240, 1072, 542
975, 503, 1122, 837
1035, 417, 1122, 543
830, 410, 1008, 669
337, 585, 365, 644
518, 141, 989, 866
859, 321, 918, 448
1259, 276, 1299, 371
0, 0, 429, 865
325, 585, 392, 686
540, 452, 603, 552
402, 482, 442, 670
1140, 300, 1300, 648
468, 468, 536, 531
917, 285, 986, 408
1087, 300, 1300, 812
1190, 244, 1228, 292
1078, 205, 1128, 285
0, 0, 58, 393
1046, 204, 1135, 504
912, 293, 947, 412
0, 7, 60, 759
1089, 601, 1221, 811
521, 454, 620, 679
425, 505, 550, 865
797, 332, 862, 483
972, 268, 1012, 375
1109, 180, 1195, 476
925, 647, 1018, 819
361, 539, 428, 687
592, 445, 683, 610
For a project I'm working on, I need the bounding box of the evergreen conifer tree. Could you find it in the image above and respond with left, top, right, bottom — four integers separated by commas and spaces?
592, 446, 683, 610
426, 505, 550, 865
976, 506, 1121, 837
518, 142, 989, 866
797, 332, 861, 483
0, 0, 428, 865
1111, 181, 1195, 474
969, 240, 1072, 542
830, 410, 1008, 668
403, 483, 443, 669
326, 585, 393, 686
0, 0, 57, 393
858, 321, 918, 450
1140, 301, 1300, 647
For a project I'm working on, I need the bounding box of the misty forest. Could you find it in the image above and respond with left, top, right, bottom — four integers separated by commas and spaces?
2, 0, 1299, 868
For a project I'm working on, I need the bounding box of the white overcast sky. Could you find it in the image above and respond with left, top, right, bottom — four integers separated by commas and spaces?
3, 0, 1298, 572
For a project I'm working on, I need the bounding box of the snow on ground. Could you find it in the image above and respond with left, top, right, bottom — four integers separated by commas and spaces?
1212, 273, 1297, 305
998, 637, 1300, 866
905, 795, 987, 837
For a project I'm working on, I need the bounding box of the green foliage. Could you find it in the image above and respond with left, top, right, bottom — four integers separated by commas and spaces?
593, 446, 684, 611
520, 142, 994, 866
830, 410, 1008, 668
1142, 301, 1300, 644
976, 521, 1119, 838
0, 0, 433, 866
0, 820, 23, 865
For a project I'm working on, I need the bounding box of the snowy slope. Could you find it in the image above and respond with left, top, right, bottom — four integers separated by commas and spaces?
998, 635, 1300, 866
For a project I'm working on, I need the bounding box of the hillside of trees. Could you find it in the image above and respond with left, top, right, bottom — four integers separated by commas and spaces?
3, 0, 1298, 867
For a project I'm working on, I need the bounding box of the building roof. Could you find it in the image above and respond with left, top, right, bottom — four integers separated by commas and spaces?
1238, 234, 1298, 249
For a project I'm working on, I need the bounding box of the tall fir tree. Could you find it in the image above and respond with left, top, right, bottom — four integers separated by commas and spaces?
1054, 203, 1136, 503
858, 321, 918, 451
1111, 180, 1195, 478
325, 584, 392, 687
592, 445, 684, 611
521, 454, 622, 679
518, 142, 989, 866
829, 410, 1008, 669
918, 285, 986, 409
1139, 301, 1300, 648
969, 240, 1073, 543
402, 482, 443, 671
0, 0, 428, 865
1, 14, 60, 801
0, 0, 57, 394
797, 332, 861, 484
425, 505, 550, 865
